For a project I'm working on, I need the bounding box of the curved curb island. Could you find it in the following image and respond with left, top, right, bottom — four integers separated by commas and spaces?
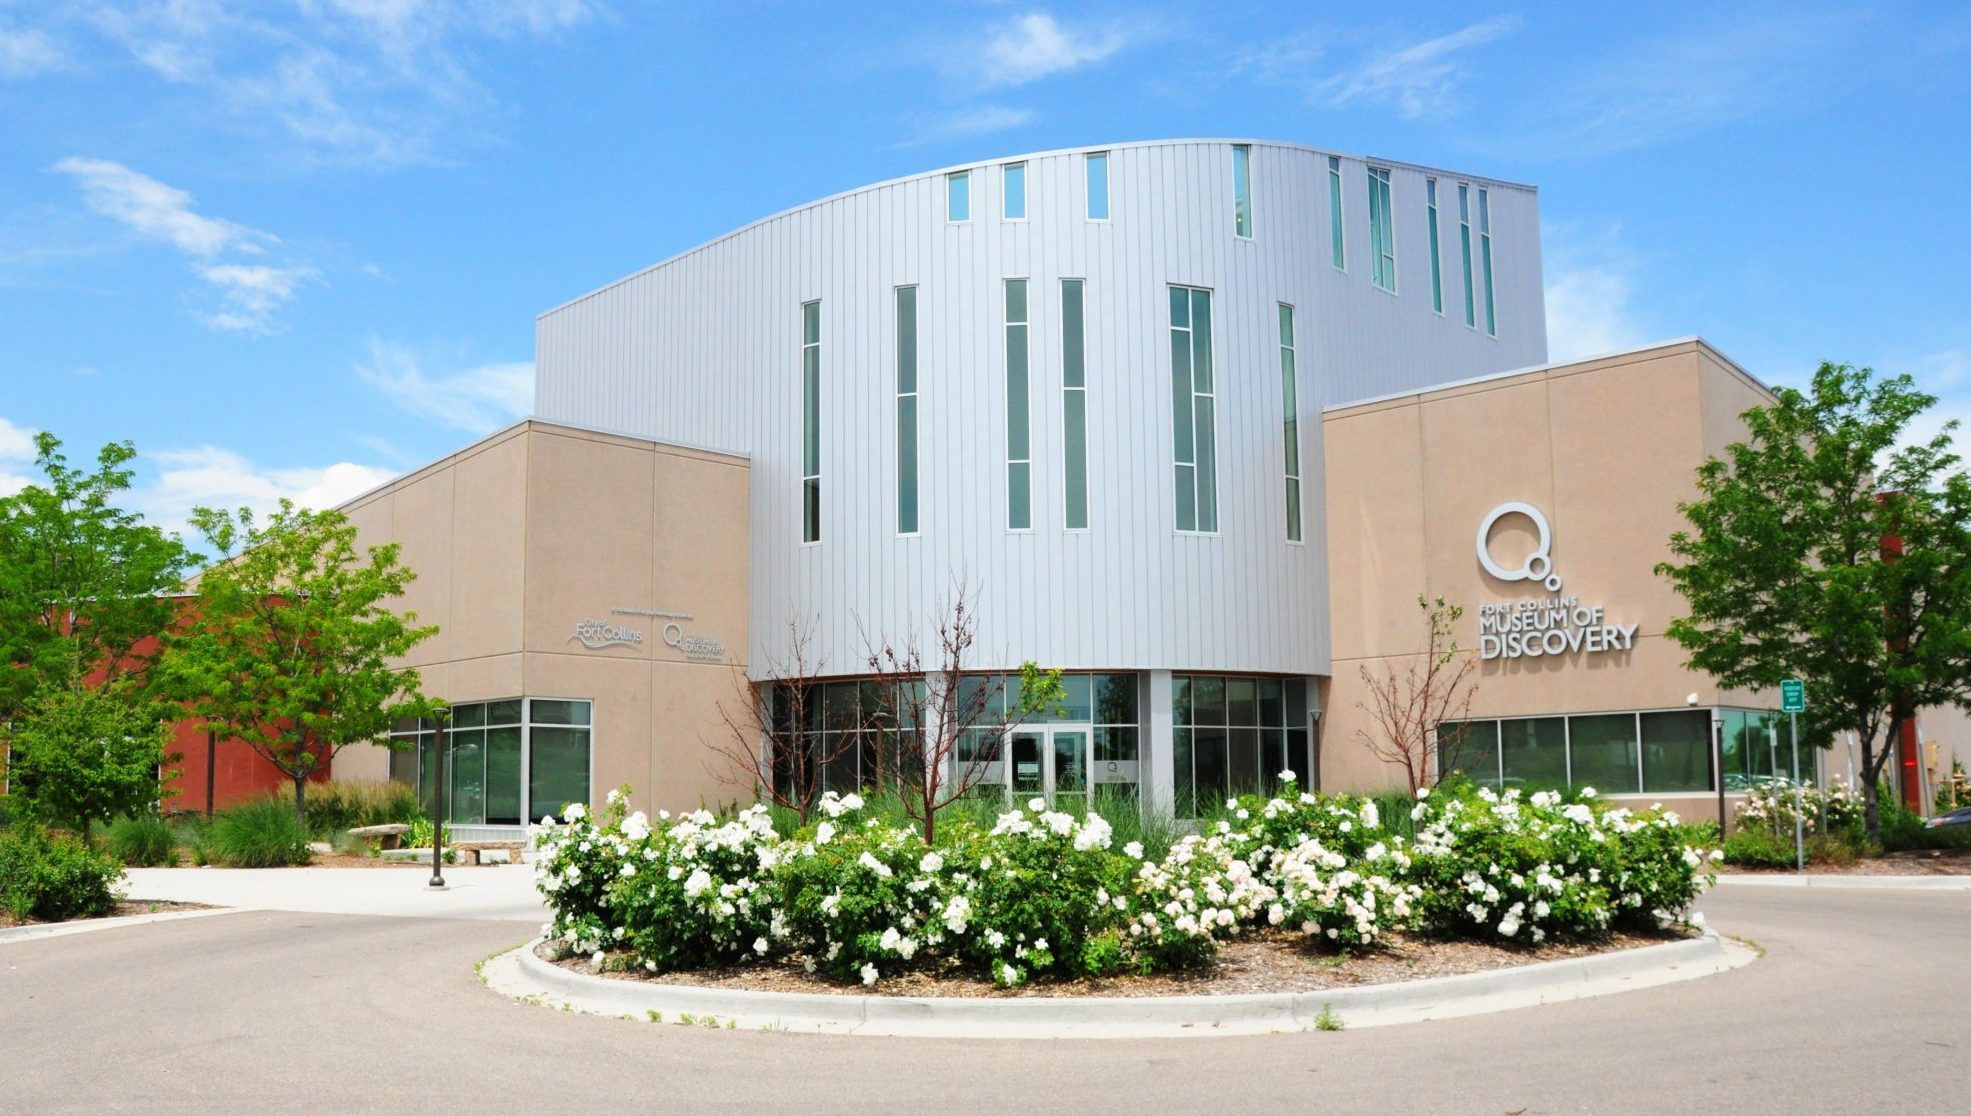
483, 931, 1754, 1039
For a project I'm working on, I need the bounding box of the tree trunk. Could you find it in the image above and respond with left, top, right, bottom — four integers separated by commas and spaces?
293, 775, 308, 837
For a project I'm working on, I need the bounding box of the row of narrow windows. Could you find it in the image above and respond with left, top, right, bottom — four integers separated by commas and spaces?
798, 285, 1305, 546
945, 147, 1499, 338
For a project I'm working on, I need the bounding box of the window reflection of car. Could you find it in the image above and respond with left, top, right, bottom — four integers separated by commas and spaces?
1724, 773, 1808, 793
1926, 805, 1971, 830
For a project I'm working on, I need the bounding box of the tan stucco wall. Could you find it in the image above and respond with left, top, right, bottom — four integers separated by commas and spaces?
1322, 340, 1779, 797
333, 421, 751, 818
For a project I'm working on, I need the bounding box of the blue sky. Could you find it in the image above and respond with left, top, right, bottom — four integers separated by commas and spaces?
3, 2, 1968, 539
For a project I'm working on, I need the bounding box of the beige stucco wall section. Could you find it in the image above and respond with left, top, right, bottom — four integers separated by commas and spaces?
1323, 340, 1775, 800
330, 421, 751, 818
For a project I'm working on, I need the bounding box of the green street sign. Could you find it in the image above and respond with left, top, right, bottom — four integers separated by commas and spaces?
1780, 679, 1806, 714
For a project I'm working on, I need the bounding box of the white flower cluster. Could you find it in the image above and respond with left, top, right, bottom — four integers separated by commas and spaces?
1128, 832, 1268, 955
1735, 778, 1863, 836
1268, 838, 1418, 946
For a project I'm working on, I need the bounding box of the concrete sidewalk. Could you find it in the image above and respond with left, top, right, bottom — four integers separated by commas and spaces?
121, 865, 548, 922
1714, 873, 1971, 890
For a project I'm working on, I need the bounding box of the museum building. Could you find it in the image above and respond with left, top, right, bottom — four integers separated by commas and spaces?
321, 140, 1963, 836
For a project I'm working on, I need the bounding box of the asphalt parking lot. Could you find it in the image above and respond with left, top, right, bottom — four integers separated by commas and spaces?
3, 883, 1964, 1114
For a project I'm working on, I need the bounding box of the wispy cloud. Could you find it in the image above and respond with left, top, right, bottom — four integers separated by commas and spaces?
199, 263, 318, 333
53, 157, 315, 332
53, 157, 270, 257
355, 340, 533, 433
0, 25, 65, 79
902, 104, 1036, 147
1238, 17, 1518, 119
1542, 220, 1651, 363
1489, 11, 1857, 158
978, 11, 1134, 88
69, 0, 600, 166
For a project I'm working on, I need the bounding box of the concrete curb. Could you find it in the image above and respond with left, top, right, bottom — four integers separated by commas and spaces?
483, 930, 1754, 1039
0, 906, 242, 947
1716, 873, 1971, 891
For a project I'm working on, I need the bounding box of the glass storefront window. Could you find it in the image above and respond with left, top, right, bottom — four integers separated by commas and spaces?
1173, 674, 1311, 814
1640, 710, 1712, 793
1439, 720, 1501, 787
1568, 713, 1642, 795
1500, 717, 1568, 789
388, 697, 591, 827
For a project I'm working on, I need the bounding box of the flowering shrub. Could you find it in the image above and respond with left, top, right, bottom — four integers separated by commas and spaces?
604, 803, 781, 973
1126, 831, 1270, 970
775, 794, 956, 984
948, 799, 1131, 986
532, 779, 1719, 986
1407, 787, 1718, 943
1734, 779, 1865, 837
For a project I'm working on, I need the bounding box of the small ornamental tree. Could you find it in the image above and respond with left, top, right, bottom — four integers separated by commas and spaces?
863, 589, 1066, 845
710, 615, 862, 828
1356, 595, 1479, 793
7, 685, 175, 840
0, 433, 194, 717
162, 501, 442, 828
1657, 362, 1971, 842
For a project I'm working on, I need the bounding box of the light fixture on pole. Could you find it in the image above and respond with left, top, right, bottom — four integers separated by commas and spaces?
428, 714, 448, 892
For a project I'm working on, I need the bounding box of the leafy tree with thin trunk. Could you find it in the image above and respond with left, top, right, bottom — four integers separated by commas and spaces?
1657, 363, 1971, 843
0, 433, 193, 718
161, 501, 442, 828
1356, 595, 1479, 794
6, 685, 175, 840
862, 589, 1065, 845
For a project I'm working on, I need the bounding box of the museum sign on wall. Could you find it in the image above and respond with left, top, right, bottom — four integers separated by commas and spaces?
1473, 502, 1638, 662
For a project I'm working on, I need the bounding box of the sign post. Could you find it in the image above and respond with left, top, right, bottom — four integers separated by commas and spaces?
1781, 680, 1807, 873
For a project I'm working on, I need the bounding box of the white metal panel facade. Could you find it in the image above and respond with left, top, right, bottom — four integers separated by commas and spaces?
535, 140, 1546, 679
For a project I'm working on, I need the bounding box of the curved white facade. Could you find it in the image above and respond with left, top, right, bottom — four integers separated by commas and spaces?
536, 139, 1546, 679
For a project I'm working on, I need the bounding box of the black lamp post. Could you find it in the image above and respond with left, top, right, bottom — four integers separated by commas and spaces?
428, 716, 448, 891
1712, 710, 1727, 836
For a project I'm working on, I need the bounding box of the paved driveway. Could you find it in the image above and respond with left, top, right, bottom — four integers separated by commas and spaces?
2, 886, 1964, 1114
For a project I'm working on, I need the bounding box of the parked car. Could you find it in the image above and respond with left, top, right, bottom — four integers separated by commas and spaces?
1924, 805, 1971, 830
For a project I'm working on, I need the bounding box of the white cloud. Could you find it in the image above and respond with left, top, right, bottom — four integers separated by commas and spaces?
355, 340, 533, 433
1898, 348, 1971, 463
53, 157, 269, 257
0, 416, 37, 497
978, 11, 1132, 87
0, 26, 65, 78
1315, 16, 1520, 118
903, 104, 1036, 146
199, 262, 318, 333
144, 445, 396, 542
1542, 221, 1650, 363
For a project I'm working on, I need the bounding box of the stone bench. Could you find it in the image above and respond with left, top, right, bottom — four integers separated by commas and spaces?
347, 823, 410, 850
450, 841, 525, 866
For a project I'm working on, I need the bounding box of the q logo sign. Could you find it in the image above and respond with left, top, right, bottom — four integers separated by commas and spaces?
1476, 502, 1563, 592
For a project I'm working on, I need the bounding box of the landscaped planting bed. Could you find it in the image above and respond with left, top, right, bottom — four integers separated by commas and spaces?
532, 779, 1720, 995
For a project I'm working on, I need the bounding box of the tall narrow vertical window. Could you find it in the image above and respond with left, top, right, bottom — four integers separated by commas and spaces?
1003, 162, 1026, 220
1085, 151, 1109, 220
1479, 187, 1497, 337
1327, 156, 1345, 270
1232, 144, 1252, 237
895, 286, 918, 535
1278, 304, 1302, 543
946, 171, 970, 222
1458, 183, 1476, 329
1169, 285, 1216, 533
1426, 178, 1444, 314
1062, 279, 1088, 530
1005, 279, 1031, 530
1367, 166, 1395, 291
801, 301, 820, 543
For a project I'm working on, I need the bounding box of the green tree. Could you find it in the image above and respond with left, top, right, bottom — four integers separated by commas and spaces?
1657, 363, 1971, 842
6, 685, 175, 840
0, 434, 194, 716
161, 500, 442, 827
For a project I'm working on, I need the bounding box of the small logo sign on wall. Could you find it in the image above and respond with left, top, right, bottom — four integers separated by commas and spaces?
612, 606, 727, 662
1474, 501, 1638, 663
570, 618, 645, 650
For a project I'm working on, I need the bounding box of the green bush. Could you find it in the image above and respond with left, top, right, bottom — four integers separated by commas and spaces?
1721, 825, 1795, 868
0, 824, 123, 921
207, 797, 310, 867
108, 814, 177, 867
305, 780, 424, 838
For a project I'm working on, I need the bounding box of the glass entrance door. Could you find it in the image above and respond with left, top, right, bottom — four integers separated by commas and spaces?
1000, 726, 1090, 811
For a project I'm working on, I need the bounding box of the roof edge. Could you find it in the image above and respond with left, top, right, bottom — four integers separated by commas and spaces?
1322, 336, 1777, 414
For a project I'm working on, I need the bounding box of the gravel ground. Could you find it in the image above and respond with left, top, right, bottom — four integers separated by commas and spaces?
548, 925, 1694, 999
